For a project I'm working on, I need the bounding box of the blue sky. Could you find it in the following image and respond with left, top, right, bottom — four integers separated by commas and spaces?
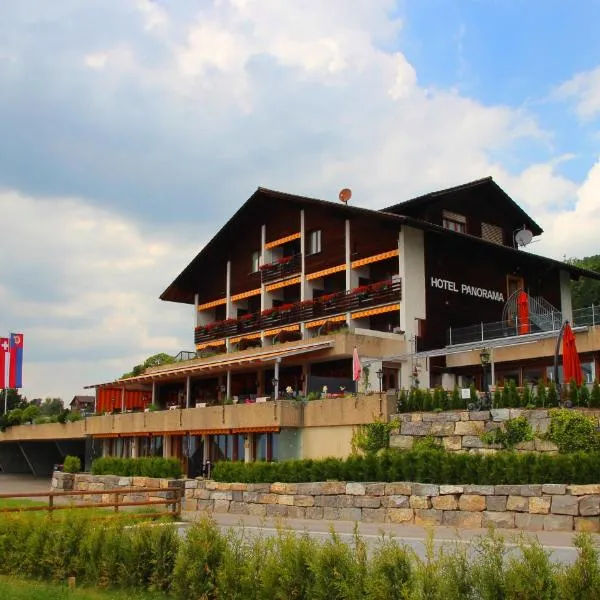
0, 0, 599, 401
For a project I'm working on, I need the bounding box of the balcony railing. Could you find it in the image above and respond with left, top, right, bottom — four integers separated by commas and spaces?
195, 279, 402, 344
260, 253, 302, 284
446, 303, 598, 346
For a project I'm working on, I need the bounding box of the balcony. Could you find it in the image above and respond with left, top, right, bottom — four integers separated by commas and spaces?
260, 253, 302, 284
195, 279, 402, 345
446, 304, 598, 346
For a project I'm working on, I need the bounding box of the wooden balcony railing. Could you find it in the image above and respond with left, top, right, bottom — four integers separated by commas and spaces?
194, 279, 401, 344
260, 253, 302, 284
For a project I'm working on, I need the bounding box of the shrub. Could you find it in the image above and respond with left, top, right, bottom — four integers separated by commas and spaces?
21, 405, 40, 424
213, 448, 600, 485
547, 381, 559, 407
481, 416, 534, 450
63, 455, 81, 473
591, 380, 600, 409
91, 457, 182, 479
352, 418, 399, 456
545, 408, 600, 453
580, 384, 591, 408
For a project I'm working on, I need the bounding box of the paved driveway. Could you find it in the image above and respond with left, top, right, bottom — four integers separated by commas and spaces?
0, 474, 52, 497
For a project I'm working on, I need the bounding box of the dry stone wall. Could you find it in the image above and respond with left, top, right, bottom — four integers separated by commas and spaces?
50, 473, 600, 532
390, 408, 600, 453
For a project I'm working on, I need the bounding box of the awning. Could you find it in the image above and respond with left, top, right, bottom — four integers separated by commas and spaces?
86, 340, 334, 389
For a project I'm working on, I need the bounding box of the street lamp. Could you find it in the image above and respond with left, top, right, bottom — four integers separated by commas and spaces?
479, 348, 491, 405
376, 368, 384, 396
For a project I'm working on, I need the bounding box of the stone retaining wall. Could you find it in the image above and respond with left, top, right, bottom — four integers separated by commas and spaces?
52, 471, 183, 504
51, 473, 600, 533
390, 408, 600, 453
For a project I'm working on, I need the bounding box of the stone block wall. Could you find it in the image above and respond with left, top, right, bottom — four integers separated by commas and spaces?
51, 472, 184, 505
183, 479, 600, 533
50, 473, 600, 533
390, 408, 600, 453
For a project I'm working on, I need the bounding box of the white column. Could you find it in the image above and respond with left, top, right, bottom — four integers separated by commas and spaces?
151, 381, 156, 407
203, 435, 210, 464
559, 269, 573, 323
300, 210, 306, 301
226, 369, 232, 400
102, 439, 110, 457
131, 437, 138, 458
244, 434, 253, 463
163, 435, 172, 459
185, 376, 191, 409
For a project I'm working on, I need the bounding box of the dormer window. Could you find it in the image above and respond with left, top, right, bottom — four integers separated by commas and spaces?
442, 210, 466, 233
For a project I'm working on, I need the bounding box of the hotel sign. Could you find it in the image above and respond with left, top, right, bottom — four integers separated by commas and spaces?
430, 277, 504, 302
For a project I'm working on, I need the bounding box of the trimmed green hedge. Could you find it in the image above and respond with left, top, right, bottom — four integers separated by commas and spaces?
212, 449, 600, 485
91, 457, 182, 479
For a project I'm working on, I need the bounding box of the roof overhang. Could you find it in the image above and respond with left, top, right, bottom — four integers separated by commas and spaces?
86, 340, 335, 389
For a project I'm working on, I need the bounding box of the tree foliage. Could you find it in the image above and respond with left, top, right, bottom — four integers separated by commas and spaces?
121, 352, 175, 379
39, 397, 64, 416
568, 254, 600, 310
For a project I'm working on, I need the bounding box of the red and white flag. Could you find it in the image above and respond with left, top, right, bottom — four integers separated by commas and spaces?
0, 337, 8, 389
352, 346, 362, 382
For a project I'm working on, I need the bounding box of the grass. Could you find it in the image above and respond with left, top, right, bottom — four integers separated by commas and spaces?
0, 576, 168, 600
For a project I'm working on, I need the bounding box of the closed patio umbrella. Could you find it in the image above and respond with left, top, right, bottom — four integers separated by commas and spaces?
517, 290, 530, 335
562, 322, 583, 386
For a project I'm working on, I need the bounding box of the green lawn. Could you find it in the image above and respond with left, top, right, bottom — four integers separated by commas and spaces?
0, 576, 168, 600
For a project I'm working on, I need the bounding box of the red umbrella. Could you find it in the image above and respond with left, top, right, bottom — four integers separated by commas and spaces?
562, 323, 583, 386
517, 290, 530, 334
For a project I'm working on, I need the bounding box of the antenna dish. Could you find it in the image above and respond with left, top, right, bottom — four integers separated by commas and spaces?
339, 188, 352, 204
514, 227, 533, 248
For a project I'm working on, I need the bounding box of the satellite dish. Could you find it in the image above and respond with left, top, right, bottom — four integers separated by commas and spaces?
514, 227, 533, 248
339, 188, 352, 204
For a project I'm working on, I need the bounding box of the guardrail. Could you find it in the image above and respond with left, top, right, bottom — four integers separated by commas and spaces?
0, 486, 182, 519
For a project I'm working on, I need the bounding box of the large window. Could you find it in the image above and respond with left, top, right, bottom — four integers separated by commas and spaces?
307, 230, 322, 255
442, 210, 466, 233
251, 251, 261, 273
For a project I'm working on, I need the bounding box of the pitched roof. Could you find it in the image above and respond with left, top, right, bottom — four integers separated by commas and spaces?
382, 177, 543, 236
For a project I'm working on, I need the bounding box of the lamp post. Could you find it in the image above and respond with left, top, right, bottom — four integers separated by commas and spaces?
271, 377, 279, 401
479, 348, 491, 407
376, 368, 384, 397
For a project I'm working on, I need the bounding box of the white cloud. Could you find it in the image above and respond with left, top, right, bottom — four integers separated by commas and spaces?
556, 66, 600, 120
84, 53, 107, 70
136, 0, 168, 32
0, 189, 197, 401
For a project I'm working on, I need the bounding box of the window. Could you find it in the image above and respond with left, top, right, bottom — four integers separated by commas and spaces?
251, 250, 260, 273
482, 222, 504, 245
442, 210, 466, 233
308, 230, 322, 255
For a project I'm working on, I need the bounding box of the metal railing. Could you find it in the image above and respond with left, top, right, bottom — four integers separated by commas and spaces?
0, 487, 182, 518
194, 279, 402, 344
447, 303, 598, 346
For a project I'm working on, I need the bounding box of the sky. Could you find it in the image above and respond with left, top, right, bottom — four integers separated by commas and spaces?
1, 0, 599, 402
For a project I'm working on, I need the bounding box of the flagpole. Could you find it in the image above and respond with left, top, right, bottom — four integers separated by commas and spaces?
3, 387, 7, 415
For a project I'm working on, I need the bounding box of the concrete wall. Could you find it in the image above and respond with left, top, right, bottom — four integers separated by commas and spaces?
51, 474, 600, 533
301, 425, 354, 459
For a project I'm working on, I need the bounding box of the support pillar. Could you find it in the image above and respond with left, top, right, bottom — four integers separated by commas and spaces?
185, 376, 191, 409
203, 435, 210, 464
244, 434, 253, 463
163, 435, 172, 459
560, 269, 573, 323
131, 437, 139, 458
273, 358, 280, 400
226, 370, 231, 400
102, 439, 110, 458
151, 381, 157, 407
121, 386, 125, 413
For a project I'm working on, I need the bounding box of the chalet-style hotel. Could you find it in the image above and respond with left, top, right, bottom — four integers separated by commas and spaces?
1, 177, 600, 476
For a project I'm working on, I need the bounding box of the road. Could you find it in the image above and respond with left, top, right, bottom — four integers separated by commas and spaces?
1, 474, 596, 565
185, 511, 597, 565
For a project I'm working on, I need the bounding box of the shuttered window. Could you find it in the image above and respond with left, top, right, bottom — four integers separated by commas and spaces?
442, 210, 466, 233
481, 222, 504, 245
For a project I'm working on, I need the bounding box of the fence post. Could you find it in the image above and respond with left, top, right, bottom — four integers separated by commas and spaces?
48, 494, 54, 515
481, 322, 484, 342
552, 312, 555, 330
593, 304, 596, 327
114, 492, 119, 513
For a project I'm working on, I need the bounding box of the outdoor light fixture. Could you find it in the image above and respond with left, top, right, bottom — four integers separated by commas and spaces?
479, 348, 491, 367
376, 368, 384, 396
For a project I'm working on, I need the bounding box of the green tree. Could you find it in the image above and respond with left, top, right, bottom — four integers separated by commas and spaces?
591, 380, 600, 408
1, 389, 26, 413
121, 352, 175, 379
21, 404, 40, 423
568, 254, 600, 309
39, 397, 64, 416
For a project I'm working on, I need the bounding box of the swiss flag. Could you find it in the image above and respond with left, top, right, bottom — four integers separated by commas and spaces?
0, 338, 8, 389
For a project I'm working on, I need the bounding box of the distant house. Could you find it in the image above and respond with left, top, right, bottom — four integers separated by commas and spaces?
70, 395, 95, 412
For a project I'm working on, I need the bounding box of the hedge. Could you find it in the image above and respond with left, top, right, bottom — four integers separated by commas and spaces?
91, 457, 182, 479
212, 448, 600, 485
0, 513, 599, 599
